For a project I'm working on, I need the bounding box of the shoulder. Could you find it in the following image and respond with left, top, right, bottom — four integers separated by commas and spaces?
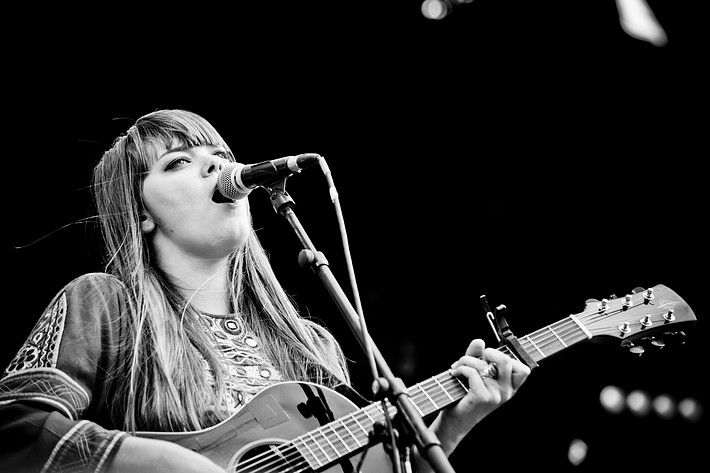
64, 272, 125, 293
47, 272, 128, 324
60, 272, 127, 303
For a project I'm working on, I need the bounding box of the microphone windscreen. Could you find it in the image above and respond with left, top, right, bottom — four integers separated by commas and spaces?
217, 162, 251, 200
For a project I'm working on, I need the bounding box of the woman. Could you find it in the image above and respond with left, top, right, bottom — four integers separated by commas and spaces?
0, 109, 530, 473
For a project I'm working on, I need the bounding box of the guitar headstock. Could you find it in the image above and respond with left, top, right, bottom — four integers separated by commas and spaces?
577, 284, 696, 351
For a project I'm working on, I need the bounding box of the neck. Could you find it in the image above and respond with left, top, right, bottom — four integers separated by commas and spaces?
156, 252, 233, 315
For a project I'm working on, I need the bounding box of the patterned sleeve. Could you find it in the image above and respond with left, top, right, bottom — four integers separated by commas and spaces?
0, 273, 130, 473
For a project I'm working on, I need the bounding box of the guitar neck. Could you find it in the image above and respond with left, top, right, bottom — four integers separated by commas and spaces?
407, 314, 590, 418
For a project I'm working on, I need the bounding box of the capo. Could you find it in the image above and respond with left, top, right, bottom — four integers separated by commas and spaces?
480, 295, 538, 370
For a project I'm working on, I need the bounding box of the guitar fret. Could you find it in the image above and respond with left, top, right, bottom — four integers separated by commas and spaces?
328, 423, 353, 453
307, 431, 332, 464
296, 435, 323, 468
414, 382, 440, 411
524, 335, 546, 358
409, 398, 424, 417
363, 406, 378, 425
317, 427, 339, 459
338, 416, 363, 449
434, 377, 455, 403
547, 325, 567, 347
351, 413, 369, 437
453, 376, 467, 391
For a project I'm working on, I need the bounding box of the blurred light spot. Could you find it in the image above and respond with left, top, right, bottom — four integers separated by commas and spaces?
615, 0, 668, 46
652, 394, 676, 420
568, 438, 588, 466
600, 385, 625, 414
421, 0, 451, 20
678, 398, 703, 423
627, 390, 651, 417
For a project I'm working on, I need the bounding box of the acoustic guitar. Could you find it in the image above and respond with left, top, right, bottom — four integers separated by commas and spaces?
138, 284, 696, 472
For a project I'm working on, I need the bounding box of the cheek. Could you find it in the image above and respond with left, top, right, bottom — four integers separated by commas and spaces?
142, 177, 194, 223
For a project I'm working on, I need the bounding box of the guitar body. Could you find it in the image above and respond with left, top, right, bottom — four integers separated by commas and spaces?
137, 381, 390, 472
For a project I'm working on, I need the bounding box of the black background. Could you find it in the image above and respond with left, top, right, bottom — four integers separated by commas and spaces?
3, 1, 707, 471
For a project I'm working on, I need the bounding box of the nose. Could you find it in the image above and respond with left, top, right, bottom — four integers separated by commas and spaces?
203, 156, 224, 178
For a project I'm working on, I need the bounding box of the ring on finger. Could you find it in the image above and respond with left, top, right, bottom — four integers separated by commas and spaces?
479, 362, 498, 379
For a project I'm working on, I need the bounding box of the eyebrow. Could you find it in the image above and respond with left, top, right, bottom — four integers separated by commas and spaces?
158, 144, 221, 160
158, 145, 191, 160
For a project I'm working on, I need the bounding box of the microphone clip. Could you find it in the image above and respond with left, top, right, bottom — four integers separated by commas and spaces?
262, 178, 296, 215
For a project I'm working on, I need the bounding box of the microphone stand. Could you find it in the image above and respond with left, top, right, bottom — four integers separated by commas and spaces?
262, 179, 456, 473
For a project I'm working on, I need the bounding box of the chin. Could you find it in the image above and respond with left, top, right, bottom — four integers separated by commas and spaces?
207, 233, 249, 257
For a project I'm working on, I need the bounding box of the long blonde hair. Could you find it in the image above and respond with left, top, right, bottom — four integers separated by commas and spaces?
92, 109, 349, 432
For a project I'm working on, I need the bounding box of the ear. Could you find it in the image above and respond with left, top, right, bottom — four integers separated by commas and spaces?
140, 214, 156, 234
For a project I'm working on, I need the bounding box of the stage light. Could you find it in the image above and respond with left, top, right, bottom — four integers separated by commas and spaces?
678, 398, 703, 423
568, 438, 588, 466
599, 385, 625, 414
627, 390, 652, 417
652, 394, 676, 420
615, 0, 668, 46
421, 0, 451, 20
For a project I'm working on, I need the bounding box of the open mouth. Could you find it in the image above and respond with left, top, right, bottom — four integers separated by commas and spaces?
211, 187, 236, 204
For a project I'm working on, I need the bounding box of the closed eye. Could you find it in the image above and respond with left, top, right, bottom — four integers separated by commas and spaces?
166, 157, 191, 170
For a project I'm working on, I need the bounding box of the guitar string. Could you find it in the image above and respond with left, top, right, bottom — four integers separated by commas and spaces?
521, 318, 589, 359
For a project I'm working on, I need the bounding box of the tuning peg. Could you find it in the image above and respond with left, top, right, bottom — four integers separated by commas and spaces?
663, 307, 676, 321
643, 288, 655, 304
618, 321, 631, 334
598, 298, 609, 313
622, 294, 634, 310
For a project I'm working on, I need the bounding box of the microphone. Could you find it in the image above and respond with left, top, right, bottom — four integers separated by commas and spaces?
217, 153, 321, 200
